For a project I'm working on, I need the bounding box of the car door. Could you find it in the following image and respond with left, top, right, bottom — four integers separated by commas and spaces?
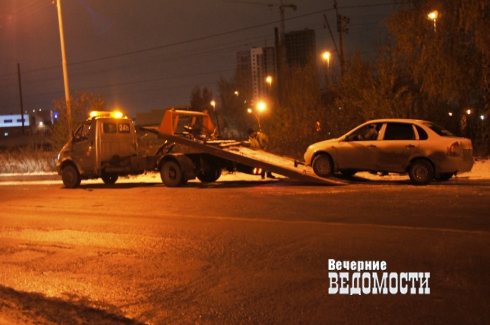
375, 122, 420, 173
71, 120, 96, 174
336, 123, 382, 171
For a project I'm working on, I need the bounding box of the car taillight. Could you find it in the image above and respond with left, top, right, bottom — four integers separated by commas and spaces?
448, 142, 460, 156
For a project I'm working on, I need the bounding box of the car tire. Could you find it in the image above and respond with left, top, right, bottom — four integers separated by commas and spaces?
408, 160, 434, 185
312, 154, 333, 178
160, 160, 183, 187
101, 173, 118, 185
62, 165, 81, 188
435, 173, 453, 181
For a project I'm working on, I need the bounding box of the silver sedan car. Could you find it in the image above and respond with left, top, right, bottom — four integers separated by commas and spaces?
304, 119, 474, 185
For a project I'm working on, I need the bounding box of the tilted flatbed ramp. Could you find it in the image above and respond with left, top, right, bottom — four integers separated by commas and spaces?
158, 133, 347, 185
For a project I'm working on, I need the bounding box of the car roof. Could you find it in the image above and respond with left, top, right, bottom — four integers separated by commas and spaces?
363, 118, 431, 124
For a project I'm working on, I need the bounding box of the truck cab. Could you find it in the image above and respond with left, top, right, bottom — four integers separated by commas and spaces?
56, 111, 145, 188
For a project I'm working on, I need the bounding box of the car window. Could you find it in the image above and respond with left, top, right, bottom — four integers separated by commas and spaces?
73, 122, 92, 142
347, 123, 382, 141
103, 123, 117, 134
422, 122, 455, 136
383, 123, 415, 140
415, 125, 428, 140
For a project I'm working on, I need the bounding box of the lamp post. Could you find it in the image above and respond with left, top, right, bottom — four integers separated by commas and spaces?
55, 0, 72, 131
210, 100, 221, 137
322, 51, 331, 85
427, 10, 438, 32
265, 76, 272, 94
247, 101, 267, 130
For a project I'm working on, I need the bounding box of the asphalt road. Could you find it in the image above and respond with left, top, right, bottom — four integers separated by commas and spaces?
0, 177, 489, 324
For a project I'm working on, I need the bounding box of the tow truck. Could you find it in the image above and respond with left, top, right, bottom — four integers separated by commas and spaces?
56, 109, 346, 188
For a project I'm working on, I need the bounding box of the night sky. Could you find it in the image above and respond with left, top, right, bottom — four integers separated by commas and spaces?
0, 0, 393, 117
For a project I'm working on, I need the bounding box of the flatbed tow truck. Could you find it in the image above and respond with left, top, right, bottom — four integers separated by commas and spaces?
56, 109, 346, 188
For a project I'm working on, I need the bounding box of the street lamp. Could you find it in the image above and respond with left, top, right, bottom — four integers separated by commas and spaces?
427, 10, 438, 32
322, 51, 331, 85
265, 76, 272, 94
247, 101, 267, 130
257, 101, 266, 113
210, 100, 221, 137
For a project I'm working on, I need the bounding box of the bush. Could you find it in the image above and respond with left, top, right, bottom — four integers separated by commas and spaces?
0, 147, 57, 174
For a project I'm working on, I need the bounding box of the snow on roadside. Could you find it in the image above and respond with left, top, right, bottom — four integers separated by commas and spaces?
0, 159, 489, 185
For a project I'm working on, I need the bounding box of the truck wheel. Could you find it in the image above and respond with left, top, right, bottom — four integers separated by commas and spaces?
312, 154, 333, 178
62, 165, 81, 188
197, 167, 221, 183
160, 160, 183, 187
101, 174, 118, 185
408, 159, 434, 185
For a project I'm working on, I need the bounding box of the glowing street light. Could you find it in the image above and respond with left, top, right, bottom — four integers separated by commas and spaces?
322, 51, 331, 85
210, 100, 221, 137
265, 76, 272, 94
427, 10, 438, 32
257, 101, 266, 113
248, 101, 267, 130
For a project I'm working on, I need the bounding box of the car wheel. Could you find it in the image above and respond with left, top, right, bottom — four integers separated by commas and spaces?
312, 154, 333, 178
160, 160, 183, 187
408, 160, 434, 185
340, 170, 357, 177
101, 173, 118, 185
435, 173, 453, 181
62, 165, 81, 188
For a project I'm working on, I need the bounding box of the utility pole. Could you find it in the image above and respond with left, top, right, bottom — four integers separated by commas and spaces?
55, 0, 72, 131
278, 0, 297, 45
17, 63, 25, 134
277, 1, 296, 109
323, 14, 341, 65
334, 0, 349, 80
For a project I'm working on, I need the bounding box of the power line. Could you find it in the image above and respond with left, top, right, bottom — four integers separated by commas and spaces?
0, 1, 394, 112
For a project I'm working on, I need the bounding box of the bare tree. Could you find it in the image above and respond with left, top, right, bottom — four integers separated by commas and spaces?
50, 91, 106, 151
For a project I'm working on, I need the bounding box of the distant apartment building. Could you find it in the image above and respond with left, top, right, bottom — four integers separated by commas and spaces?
284, 28, 317, 67
235, 29, 316, 102
236, 47, 276, 103
235, 50, 252, 94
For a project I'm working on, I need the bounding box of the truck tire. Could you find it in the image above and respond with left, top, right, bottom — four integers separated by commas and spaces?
62, 165, 81, 188
408, 159, 434, 185
312, 154, 333, 178
101, 173, 118, 185
160, 160, 183, 187
197, 167, 221, 183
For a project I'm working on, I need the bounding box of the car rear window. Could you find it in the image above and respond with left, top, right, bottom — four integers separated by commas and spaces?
415, 125, 428, 140
423, 122, 454, 136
